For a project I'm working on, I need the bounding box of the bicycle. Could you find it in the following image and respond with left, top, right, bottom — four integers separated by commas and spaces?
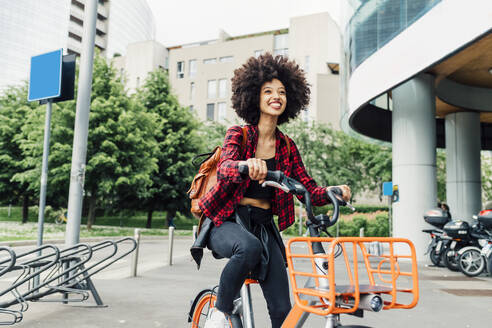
188, 166, 419, 327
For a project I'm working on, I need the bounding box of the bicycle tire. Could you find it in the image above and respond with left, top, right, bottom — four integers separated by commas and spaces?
442, 249, 460, 272
189, 289, 235, 328
458, 248, 485, 277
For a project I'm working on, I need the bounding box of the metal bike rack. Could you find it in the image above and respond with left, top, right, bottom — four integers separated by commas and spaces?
0, 237, 137, 325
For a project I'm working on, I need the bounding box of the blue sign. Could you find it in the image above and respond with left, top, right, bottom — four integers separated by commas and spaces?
28, 49, 63, 101
382, 181, 393, 196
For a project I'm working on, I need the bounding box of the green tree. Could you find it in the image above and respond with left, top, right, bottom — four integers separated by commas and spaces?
136, 69, 202, 228
482, 153, 492, 205
283, 120, 392, 199
15, 54, 158, 229
436, 150, 447, 202
0, 83, 39, 222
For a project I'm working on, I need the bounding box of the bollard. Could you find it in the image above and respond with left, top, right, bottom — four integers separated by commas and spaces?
8, 204, 11, 217
359, 227, 365, 237
131, 228, 141, 277
192, 225, 198, 242
168, 227, 175, 266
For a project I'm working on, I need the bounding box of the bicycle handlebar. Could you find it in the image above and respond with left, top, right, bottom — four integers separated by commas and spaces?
238, 164, 344, 230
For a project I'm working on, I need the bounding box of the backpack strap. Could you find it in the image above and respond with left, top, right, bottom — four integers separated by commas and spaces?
241, 126, 247, 150
284, 135, 290, 157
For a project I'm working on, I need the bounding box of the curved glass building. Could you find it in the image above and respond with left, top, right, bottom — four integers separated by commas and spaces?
105, 0, 155, 57
0, 0, 155, 89
340, 0, 492, 258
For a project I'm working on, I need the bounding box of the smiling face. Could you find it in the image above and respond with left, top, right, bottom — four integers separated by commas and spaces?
259, 78, 287, 120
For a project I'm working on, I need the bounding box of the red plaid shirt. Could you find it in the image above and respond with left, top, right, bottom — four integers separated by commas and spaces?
198, 125, 329, 231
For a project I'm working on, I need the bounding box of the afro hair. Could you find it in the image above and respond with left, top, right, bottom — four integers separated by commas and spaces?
231, 53, 310, 125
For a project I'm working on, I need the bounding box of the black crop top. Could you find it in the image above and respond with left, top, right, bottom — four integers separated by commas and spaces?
243, 157, 276, 199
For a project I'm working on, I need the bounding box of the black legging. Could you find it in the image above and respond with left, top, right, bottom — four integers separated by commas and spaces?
207, 208, 291, 328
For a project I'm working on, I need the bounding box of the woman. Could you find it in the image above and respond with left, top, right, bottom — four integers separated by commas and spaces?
199, 53, 351, 328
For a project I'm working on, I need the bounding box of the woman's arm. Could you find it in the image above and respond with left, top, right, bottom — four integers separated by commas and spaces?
216, 125, 246, 183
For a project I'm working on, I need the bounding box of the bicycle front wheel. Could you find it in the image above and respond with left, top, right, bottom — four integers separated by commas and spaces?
189, 288, 240, 328
189, 290, 216, 328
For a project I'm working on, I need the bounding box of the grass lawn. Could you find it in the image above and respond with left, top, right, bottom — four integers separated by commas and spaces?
0, 221, 193, 242
0, 206, 199, 229
0, 206, 198, 242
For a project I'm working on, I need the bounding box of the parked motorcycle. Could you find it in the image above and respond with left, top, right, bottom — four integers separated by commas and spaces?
423, 208, 451, 266
458, 209, 492, 277
441, 219, 485, 272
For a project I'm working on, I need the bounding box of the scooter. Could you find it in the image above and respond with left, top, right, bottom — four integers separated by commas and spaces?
423, 208, 451, 266
457, 210, 492, 277
441, 219, 485, 272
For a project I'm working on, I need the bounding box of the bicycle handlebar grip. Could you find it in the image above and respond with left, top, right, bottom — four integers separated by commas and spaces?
238, 164, 283, 182
238, 163, 249, 175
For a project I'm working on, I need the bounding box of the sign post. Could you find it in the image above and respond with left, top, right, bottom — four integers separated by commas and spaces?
28, 49, 63, 250
382, 181, 393, 237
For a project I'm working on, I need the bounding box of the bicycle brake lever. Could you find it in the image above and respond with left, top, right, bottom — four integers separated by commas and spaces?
345, 201, 356, 212
262, 181, 290, 193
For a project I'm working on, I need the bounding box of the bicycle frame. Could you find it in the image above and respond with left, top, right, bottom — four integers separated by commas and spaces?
190, 167, 420, 328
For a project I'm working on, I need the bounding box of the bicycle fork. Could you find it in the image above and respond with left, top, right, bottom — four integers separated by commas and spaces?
239, 284, 255, 328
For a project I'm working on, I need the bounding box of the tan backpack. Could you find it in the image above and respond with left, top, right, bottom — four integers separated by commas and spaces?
187, 127, 248, 221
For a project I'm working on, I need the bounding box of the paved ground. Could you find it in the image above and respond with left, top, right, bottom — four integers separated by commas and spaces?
1, 236, 491, 327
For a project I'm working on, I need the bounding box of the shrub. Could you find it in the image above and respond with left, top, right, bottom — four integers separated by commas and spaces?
283, 213, 389, 237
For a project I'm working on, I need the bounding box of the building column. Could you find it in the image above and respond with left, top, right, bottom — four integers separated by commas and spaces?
392, 73, 437, 261
445, 112, 481, 221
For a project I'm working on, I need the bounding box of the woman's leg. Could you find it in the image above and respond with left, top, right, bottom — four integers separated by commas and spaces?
207, 220, 262, 314
259, 231, 291, 328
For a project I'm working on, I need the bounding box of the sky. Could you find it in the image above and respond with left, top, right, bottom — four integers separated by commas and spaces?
146, 0, 341, 47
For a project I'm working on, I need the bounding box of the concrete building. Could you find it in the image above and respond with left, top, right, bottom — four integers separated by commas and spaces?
340, 0, 492, 259
112, 40, 168, 93
167, 12, 341, 127
0, 0, 155, 90
288, 12, 341, 127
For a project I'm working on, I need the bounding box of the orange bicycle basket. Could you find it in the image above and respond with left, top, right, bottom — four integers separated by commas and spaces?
284, 237, 419, 318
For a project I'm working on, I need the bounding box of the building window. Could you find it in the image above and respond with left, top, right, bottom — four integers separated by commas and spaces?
218, 79, 227, 98
177, 61, 184, 79
304, 55, 310, 73
254, 50, 263, 58
274, 34, 288, 56
189, 105, 194, 112
189, 59, 197, 77
218, 102, 226, 123
219, 56, 233, 63
206, 103, 215, 121
207, 80, 217, 99
203, 58, 217, 64
190, 82, 195, 100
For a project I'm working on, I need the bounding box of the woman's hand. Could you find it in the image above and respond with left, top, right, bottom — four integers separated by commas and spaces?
239, 158, 267, 184
327, 185, 351, 202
